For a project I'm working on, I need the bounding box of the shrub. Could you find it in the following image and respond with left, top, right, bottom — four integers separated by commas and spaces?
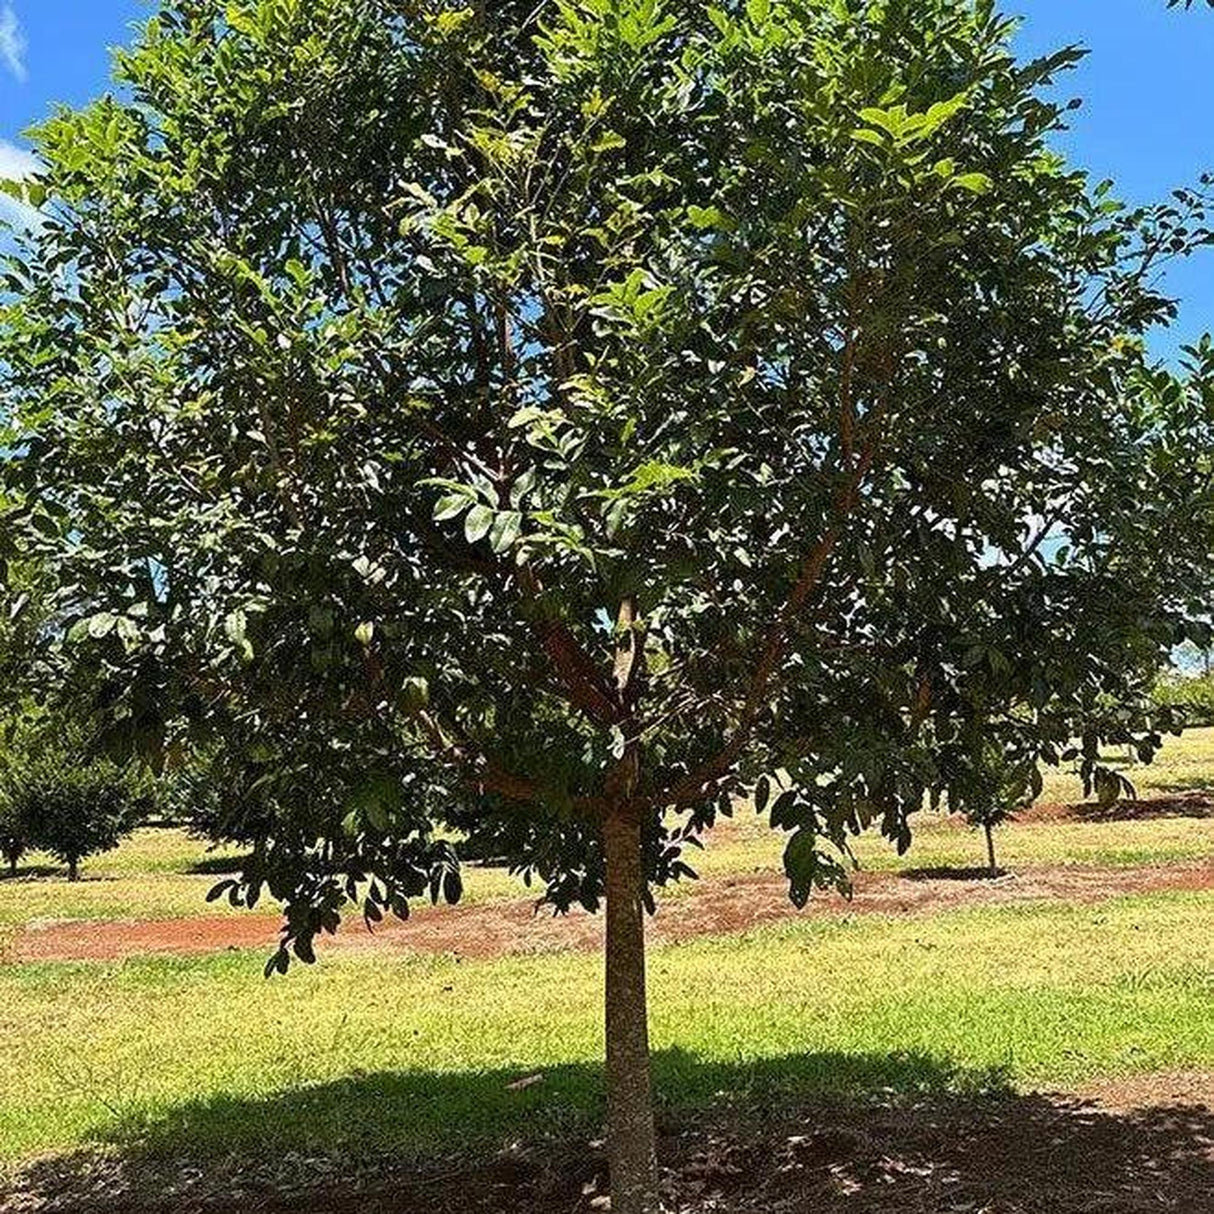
5, 730, 151, 881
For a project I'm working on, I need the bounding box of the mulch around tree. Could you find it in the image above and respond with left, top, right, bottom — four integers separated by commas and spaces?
11, 859, 1212, 966
4, 1075, 1211, 1213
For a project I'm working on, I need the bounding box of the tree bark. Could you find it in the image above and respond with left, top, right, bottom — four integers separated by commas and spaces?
68, 857, 79, 883
603, 808, 659, 1214
984, 822, 998, 878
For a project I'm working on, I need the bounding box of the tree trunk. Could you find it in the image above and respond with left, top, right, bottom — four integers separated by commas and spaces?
68, 857, 79, 882
603, 809, 659, 1214
984, 822, 998, 878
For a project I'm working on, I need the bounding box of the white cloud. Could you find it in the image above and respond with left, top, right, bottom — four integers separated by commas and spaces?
0, 3, 26, 83
0, 137, 42, 233
0, 139, 38, 180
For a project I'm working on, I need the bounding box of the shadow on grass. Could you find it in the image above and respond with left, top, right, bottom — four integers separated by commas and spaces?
0, 864, 64, 881
9, 1052, 1211, 1213
1069, 792, 1214, 822
186, 854, 252, 877
900, 866, 1008, 882
103, 1048, 1002, 1161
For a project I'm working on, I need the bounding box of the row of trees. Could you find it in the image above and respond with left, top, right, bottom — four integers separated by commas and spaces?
2, 2, 1213, 1211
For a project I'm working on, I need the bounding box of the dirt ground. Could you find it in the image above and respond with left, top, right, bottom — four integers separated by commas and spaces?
5, 1076, 1211, 1213
12, 857, 1212, 965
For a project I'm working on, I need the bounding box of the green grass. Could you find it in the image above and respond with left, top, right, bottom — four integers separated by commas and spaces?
0, 890, 1209, 1164
0, 827, 526, 943
3, 722, 1212, 939
692, 806, 1214, 887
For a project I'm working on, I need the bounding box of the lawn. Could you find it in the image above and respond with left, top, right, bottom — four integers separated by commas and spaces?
0, 728, 1210, 1201
0, 891, 1209, 1164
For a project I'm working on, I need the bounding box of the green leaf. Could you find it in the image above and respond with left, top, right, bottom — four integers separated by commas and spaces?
434, 493, 471, 522
589, 131, 627, 154
850, 127, 887, 148
687, 204, 732, 230
223, 610, 247, 645
754, 776, 771, 814
87, 612, 117, 639
464, 504, 495, 543
510, 466, 538, 508
952, 172, 993, 194
401, 676, 430, 714
489, 510, 523, 553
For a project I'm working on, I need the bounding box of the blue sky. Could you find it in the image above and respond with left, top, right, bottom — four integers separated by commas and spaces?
0, 0, 1212, 352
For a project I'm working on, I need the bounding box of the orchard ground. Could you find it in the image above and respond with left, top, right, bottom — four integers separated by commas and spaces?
0, 734, 1211, 1212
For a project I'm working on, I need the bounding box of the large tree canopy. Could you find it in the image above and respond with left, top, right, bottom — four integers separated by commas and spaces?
2, 2, 1213, 1209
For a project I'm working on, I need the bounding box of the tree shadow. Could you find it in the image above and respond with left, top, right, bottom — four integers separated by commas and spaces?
8, 1050, 1211, 1212
900, 865, 1008, 882
0, 863, 63, 881
103, 1048, 1002, 1161
1069, 792, 1214, 822
186, 853, 252, 876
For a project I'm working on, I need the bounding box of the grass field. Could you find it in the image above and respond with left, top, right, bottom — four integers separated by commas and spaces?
3, 728, 1212, 933
0, 728, 1210, 1206
1, 891, 1210, 1163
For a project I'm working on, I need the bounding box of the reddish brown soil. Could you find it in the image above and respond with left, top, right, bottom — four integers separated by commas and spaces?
6, 1080, 1211, 1213
13, 859, 1212, 966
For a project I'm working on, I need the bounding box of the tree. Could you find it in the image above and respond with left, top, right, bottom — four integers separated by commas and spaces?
0, 787, 28, 877
3, 3, 1213, 1209
0, 562, 57, 877
946, 741, 1035, 877
0, 721, 147, 881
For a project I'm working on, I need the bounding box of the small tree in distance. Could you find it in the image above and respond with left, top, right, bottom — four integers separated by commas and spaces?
950, 743, 1038, 878
3, 3, 1213, 1210
0, 796, 27, 877
2, 724, 147, 881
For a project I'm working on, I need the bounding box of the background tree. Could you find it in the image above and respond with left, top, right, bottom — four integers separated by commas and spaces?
0, 559, 56, 878
0, 785, 27, 877
946, 742, 1031, 878
0, 720, 149, 881
3, 3, 1213, 1209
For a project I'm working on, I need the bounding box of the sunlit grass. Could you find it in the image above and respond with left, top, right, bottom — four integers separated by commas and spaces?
0, 828, 527, 943
2, 726, 1211, 942
688, 806, 1214, 888
0, 890, 1208, 1163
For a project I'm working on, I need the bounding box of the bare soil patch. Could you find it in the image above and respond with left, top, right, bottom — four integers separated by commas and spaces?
5, 1079, 1210, 1213
12, 859, 1212, 966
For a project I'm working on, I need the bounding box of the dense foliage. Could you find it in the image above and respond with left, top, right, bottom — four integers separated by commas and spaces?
0, 791, 26, 876
2, 2, 1213, 1208
1154, 669, 1214, 727
0, 721, 150, 880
